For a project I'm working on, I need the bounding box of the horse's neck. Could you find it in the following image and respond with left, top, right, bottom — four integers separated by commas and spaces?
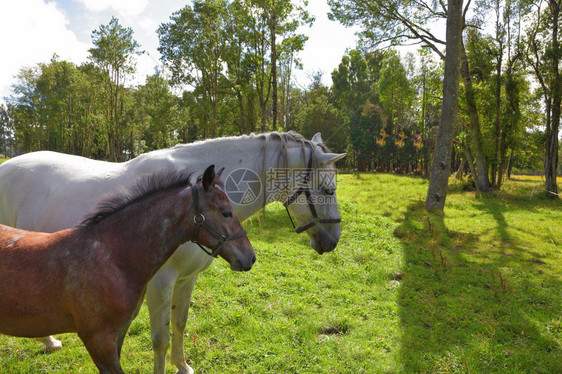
86, 188, 192, 284
127, 136, 307, 220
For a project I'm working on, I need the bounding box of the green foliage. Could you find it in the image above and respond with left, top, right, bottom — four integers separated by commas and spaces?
331, 49, 429, 173
133, 75, 182, 151
378, 50, 415, 129
348, 110, 379, 168
294, 84, 347, 153
331, 49, 379, 112
0, 105, 15, 157
157, 0, 311, 136
89, 16, 140, 79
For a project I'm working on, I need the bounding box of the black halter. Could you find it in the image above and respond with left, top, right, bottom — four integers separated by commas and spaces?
190, 184, 247, 257
283, 155, 341, 234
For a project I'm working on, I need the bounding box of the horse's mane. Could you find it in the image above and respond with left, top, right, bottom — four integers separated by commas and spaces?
258, 131, 331, 153
170, 131, 331, 154
80, 168, 193, 227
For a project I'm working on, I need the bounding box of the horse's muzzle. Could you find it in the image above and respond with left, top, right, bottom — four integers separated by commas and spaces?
311, 236, 339, 255
230, 253, 256, 271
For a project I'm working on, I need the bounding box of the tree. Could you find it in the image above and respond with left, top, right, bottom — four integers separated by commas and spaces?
294, 77, 347, 152
329, 0, 493, 194
248, 0, 312, 130
329, 0, 468, 207
331, 49, 380, 114
527, 0, 561, 198
133, 75, 180, 151
0, 104, 15, 156
378, 50, 415, 135
90, 17, 141, 161
413, 48, 443, 176
425, 0, 464, 210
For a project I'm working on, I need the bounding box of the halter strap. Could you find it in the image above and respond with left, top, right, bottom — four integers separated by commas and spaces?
191, 184, 247, 258
283, 153, 341, 234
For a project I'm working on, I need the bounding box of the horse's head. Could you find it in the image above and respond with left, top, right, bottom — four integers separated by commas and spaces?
193, 165, 256, 271
285, 133, 346, 254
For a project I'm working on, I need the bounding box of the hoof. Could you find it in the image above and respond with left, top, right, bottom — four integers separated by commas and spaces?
175, 365, 194, 374
38, 337, 63, 352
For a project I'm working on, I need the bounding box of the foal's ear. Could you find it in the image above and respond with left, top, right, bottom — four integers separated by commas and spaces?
202, 164, 215, 191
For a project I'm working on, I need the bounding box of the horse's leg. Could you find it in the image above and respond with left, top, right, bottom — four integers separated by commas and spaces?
170, 276, 198, 374
80, 331, 123, 374
146, 270, 176, 374
35, 336, 62, 351
117, 296, 144, 358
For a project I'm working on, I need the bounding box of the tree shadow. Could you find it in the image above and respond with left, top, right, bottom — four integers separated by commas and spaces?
394, 200, 562, 372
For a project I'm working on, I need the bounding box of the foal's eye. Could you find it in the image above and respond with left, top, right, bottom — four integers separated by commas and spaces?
222, 211, 233, 218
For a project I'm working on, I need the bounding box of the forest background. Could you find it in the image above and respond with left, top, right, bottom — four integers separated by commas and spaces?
0, 0, 561, 194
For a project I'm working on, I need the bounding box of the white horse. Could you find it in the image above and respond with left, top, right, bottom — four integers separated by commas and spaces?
0, 131, 345, 374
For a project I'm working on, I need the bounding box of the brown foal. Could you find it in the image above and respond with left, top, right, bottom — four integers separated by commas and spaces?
0, 165, 255, 373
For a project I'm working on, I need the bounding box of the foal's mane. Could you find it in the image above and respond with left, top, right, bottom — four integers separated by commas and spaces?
80, 168, 193, 227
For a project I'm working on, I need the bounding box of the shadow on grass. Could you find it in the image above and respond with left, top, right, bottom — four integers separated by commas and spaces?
394, 201, 562, 372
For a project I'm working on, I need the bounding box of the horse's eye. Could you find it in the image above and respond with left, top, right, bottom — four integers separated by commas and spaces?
324, 188, 335, 196
222, 211, 233, 218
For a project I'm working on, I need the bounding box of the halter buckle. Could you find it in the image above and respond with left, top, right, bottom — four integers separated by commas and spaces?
193, 214, 206, 225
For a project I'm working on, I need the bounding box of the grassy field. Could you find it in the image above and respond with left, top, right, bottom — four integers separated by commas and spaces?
0, 173, 561, 373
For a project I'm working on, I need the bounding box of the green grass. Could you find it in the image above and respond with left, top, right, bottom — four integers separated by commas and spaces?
0, 158, 8, 165
1, 173, 561, 373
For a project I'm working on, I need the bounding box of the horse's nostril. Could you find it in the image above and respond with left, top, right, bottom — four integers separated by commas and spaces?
251, 254, 256, 264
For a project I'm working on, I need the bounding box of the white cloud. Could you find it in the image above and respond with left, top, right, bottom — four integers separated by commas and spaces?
78, 0, 148, 16
0, 0, 90, 102
294, 1, 359, 87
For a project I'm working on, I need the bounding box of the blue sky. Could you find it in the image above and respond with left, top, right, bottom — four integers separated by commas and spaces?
0, 0, 359, 103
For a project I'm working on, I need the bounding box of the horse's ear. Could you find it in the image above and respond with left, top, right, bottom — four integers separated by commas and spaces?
216, 166, 225, 177
311, 132, 323, 144
202, 165, 215, 191
317, 152, 347, 165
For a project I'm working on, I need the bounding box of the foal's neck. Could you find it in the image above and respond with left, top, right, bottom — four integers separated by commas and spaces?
84, 187, 193, 285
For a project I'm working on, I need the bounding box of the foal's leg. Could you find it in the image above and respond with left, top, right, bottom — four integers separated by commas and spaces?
80, 331, 123, 374
117, 297, 144, 358
146, 270, 176, 374
170, 276, 198, 374
35, 336, 63, 351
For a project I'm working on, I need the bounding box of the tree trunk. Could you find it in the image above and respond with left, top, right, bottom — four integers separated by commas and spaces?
465, 146, 478, 183
455, 155, 465, 179
460, 44, 492, 192
492, 42, 503, 187
270, 9, 278, 130
236, 90, 247, 133
425, 0, 463, 211
507, 149, 514, 179
545, 0, 560, 198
